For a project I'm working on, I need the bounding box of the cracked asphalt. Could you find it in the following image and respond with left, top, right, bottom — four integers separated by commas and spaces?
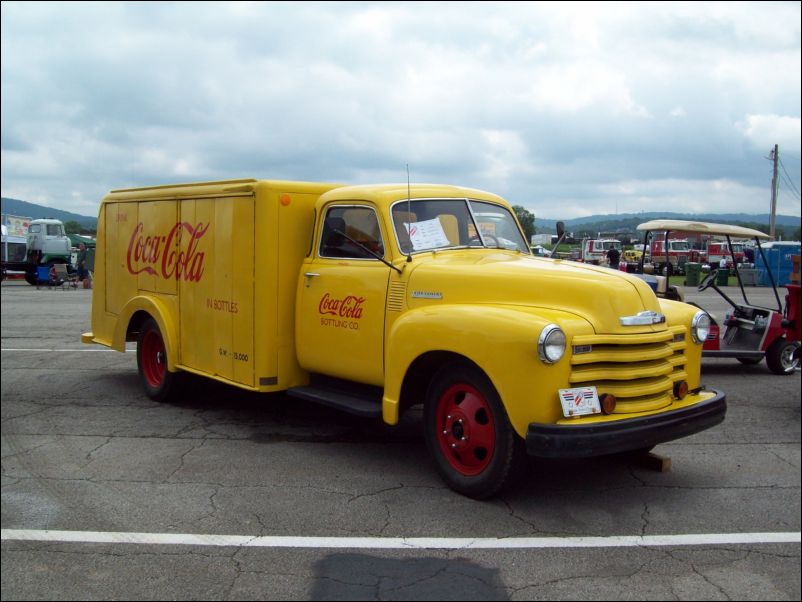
2, 280, 800, 600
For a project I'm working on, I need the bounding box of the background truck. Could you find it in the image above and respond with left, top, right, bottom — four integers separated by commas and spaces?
1, 225, 28, 280
1, 214, 30, 280
0, 217, 73, 284
704, 240, 745, 269
83, 179, 726, 498
580, 238, 621, 265
649, 237, 693, 275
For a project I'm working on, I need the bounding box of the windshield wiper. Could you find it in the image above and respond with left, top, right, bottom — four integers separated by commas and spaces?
333, 229, 403, 274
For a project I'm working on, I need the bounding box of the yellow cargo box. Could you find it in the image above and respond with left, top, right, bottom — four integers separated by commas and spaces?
83, 179, 342, 392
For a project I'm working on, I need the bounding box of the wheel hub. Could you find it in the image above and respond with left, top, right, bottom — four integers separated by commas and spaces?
435, 384, 496, 476
444, 414, 469, 448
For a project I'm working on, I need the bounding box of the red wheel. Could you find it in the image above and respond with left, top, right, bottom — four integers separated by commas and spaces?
425, 362, 525, 498
434, 383, 496, 476
140, 328, 167, 388
137, 318, 178, 401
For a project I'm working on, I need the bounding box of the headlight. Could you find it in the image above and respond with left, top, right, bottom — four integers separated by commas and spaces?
691, 311, 711, 344
538, 324, 566, 363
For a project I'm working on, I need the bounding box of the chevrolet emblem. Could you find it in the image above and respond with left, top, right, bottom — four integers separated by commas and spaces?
620, 310, 666, 326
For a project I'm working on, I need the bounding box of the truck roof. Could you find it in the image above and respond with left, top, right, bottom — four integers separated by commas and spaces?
319, 183, 507, 208
101, 180, 507, 208
104, 179, 343, 202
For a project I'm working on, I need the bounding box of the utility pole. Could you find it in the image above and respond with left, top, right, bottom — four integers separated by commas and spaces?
770, 144, 779, 239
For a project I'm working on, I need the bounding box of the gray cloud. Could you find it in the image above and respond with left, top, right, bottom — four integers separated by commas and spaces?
2, 1, 799, 220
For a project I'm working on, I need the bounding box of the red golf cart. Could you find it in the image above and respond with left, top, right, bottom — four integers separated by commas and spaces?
636, 220, 800, 375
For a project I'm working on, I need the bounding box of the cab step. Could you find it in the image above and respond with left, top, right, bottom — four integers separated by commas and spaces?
287, 376, 383, 418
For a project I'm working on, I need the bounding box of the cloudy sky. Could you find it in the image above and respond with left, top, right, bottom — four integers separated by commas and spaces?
2, 1, 800, 221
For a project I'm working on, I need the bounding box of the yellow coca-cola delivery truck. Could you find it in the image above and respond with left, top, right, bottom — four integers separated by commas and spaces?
83, 178, 726, 498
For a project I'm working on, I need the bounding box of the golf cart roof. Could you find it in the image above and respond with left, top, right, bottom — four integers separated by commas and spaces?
636, 219, 772, 240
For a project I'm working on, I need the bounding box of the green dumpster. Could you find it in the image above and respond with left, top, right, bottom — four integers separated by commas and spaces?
716, 267, 730, 286
737, 266, 757, 286
685, 262, 701, 287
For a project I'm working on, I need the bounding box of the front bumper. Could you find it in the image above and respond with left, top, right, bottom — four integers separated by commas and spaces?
525, 389, 726, 458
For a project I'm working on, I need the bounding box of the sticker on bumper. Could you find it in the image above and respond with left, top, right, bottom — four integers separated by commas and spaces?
559, 386, 602, 417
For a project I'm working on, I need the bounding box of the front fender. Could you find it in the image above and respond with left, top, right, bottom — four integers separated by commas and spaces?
113, 295, 179, 372
383, 304, 594, 435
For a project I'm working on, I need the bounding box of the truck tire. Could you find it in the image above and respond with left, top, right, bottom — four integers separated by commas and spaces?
424, 361, 525, 499
137, 317, 179, 401
765, 338, 800, 375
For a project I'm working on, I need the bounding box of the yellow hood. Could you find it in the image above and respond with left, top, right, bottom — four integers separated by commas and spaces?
406, 251, 665, 335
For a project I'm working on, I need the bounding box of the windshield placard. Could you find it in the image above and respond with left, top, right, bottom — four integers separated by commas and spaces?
405, 219, 451, 251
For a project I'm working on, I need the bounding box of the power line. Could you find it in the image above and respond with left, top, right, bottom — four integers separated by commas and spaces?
778, 171, 801, 201
778, 157, 801, 199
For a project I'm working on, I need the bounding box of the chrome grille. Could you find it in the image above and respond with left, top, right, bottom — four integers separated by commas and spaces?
570, 326, 688, 414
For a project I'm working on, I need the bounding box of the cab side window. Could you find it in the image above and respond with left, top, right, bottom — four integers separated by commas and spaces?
320, 206, 384, 260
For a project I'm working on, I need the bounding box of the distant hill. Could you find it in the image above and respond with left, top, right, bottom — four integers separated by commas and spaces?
1, 197, 97, 230
536, 211, 801, 240
537, 211, 800, 229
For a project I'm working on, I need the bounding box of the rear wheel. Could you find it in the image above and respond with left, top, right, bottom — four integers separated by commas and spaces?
765, 338, 800, 375
424, 362, 525, 499
137, 318, 179, 401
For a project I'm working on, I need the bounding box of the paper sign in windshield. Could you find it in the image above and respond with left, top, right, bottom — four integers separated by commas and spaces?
404, 219, 451, 251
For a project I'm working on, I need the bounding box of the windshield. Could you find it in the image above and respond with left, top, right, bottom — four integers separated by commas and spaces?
669, 241, 690, 251
602, 241, 621, 251
391, 198, 529, 254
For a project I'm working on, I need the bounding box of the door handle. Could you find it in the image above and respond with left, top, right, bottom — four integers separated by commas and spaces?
304, 272, 320, 287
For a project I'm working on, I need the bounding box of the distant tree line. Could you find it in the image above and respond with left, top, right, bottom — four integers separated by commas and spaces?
64, 220, 97, 236
540, 216, 800, 242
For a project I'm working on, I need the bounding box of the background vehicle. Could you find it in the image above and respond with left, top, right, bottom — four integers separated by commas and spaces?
637, 220, 800, 375
581, 238, 621, 265
704, 240, 745, 269
648, 237, 693, 275
1, 218, 74, 285
1, 225, 28, 280
622, 249, 642, 263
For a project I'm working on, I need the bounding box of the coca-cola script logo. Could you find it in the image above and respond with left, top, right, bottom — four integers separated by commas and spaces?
127, 221, 210, 282
318, 293, 366, 319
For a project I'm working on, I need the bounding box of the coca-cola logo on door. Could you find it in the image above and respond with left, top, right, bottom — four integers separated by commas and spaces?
126, 222, 209, 282
318, 293, 366, 331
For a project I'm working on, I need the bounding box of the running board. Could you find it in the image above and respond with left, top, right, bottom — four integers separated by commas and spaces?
287, 384, 383, 418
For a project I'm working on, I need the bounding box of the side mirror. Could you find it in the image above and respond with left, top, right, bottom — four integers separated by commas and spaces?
556, 221, 565, 238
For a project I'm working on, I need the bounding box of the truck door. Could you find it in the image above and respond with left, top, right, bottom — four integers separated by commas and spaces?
296, 204, 390, 386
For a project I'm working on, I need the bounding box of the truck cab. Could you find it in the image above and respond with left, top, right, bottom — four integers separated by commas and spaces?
581, 238, 621, 265
25, 218, 71, 265
705, 240, 745, 269
649, 238, 692, 275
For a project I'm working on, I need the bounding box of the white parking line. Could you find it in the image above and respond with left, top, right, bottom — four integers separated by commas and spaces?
2, 529, 799, 549
1, 348, 135, 352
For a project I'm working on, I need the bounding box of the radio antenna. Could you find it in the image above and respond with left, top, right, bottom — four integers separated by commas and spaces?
405, 164, 413, 262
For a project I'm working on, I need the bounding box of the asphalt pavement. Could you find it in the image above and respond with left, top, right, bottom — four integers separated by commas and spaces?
1, 279, 800, 600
